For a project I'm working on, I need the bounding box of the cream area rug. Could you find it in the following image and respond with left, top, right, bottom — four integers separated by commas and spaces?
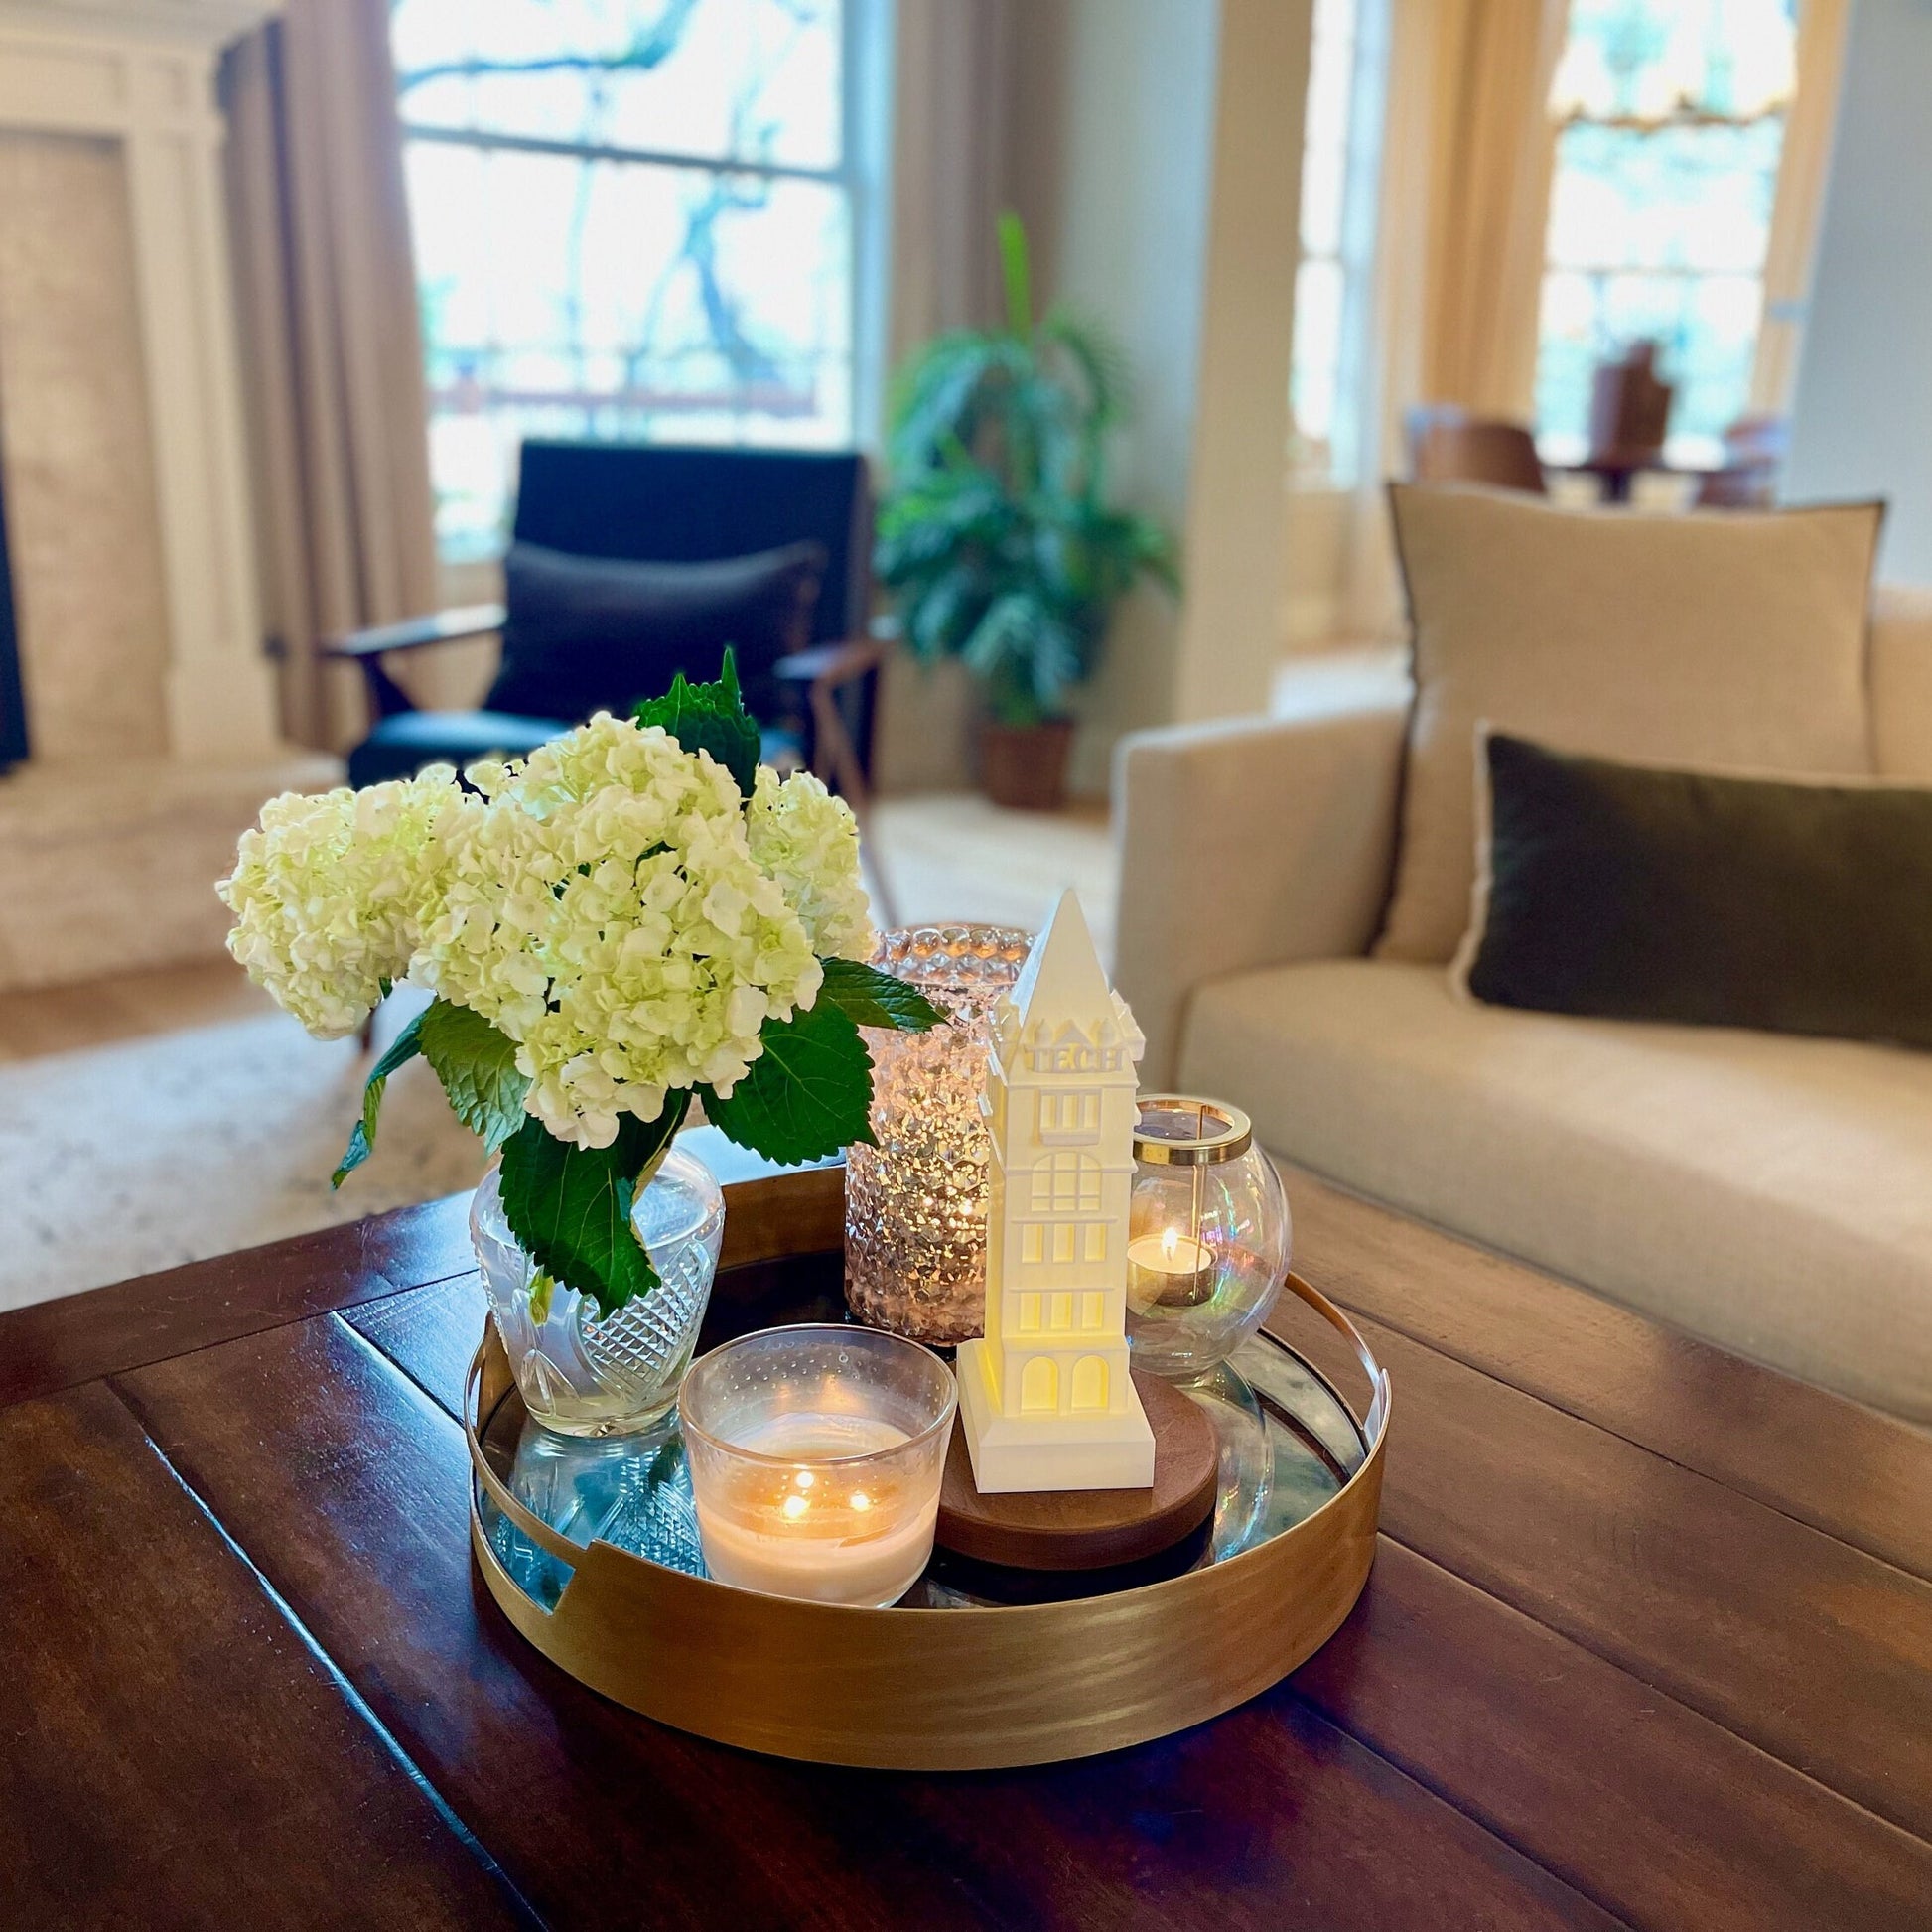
0, 1005, 483, 1311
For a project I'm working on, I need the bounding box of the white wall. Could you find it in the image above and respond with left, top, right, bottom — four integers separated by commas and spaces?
1006, 0, 1313, 792
1019, 0, 1222, 794
1785, 0, 1932, 586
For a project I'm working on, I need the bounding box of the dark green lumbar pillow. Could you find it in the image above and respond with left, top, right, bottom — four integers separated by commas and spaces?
1459, 732, 1932, 1050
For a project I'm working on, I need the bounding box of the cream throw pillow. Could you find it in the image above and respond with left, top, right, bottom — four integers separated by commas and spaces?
1377, 485, 1882, 962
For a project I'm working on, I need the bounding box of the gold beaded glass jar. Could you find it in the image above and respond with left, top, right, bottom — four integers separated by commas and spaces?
844, 924, 1034, 1342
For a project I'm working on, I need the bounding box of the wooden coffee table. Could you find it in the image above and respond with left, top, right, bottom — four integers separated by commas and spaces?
2, 1153, 1928, 1929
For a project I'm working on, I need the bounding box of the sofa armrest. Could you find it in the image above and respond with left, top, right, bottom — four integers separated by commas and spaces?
1112, 700, 1407, 1086
1872, 585, 1932, 782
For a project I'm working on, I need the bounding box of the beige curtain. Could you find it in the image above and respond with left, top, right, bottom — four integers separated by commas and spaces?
886, 0, 1019, 366
1419, 0, 1570, 414
1338, 0, 1569, 639
223, 0, 439, 752
872, 0, 1021, 795
1749, 0, 1853, 415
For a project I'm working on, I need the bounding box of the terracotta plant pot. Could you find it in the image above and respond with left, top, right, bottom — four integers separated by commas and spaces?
979, 719, 1075, 812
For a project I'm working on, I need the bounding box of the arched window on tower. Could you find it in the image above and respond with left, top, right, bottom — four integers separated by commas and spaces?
1071, 1356, 1108, 1411
1021, 1356, 1058, 1413
1030, 1151, 1103, 1215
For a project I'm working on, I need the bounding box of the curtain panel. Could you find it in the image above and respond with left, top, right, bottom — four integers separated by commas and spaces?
1750, 0, 1853, 416
223, 0, 439, 753
1338, 0, 1569, 640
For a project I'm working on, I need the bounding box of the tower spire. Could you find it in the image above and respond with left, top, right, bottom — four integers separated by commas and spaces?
1007, 889, 1113, 1030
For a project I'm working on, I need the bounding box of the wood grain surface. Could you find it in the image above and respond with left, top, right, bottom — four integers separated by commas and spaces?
934, 1369, 1219, 1570
3, 1153, 1927, 1928
0, 1380, 527, 1930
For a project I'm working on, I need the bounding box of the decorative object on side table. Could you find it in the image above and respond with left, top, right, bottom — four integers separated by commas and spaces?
1126, 1097, 1292, 1380
843, 922, 1035, 1342
876, 214, 1178, 812
217, 653, 942, 1434
681, 1324, 957, 1606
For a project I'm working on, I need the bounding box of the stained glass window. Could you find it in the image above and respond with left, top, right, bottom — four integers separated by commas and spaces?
1536, 0, 1797, 457
389, 0, 862, 558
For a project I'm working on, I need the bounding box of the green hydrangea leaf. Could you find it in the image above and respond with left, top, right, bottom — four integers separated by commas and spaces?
419, 999, 531, 1154
701, 997, 877, 1167
332, 1008, 425, 1188
632, 647, 761, 801
817, 956, 947, 1034
496, 1097, 688, 1321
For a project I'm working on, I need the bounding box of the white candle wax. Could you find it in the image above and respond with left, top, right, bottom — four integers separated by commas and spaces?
1126, 1228, 1217, 1310
691, 1411, 941, 1607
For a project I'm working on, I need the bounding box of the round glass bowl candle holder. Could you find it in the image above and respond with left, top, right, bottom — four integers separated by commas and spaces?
844, 924, 1034, 1342
679, 1325, 958, 1607
1126, 1097, 1292, 1379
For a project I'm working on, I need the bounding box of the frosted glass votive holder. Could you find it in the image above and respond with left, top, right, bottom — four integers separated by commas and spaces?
679, 1325, 958, 1608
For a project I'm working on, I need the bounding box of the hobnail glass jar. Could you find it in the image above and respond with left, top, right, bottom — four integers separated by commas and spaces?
472, 1142, 726, 1437
844, 924, 1034, 1342
1125, 1097, 1292, 1380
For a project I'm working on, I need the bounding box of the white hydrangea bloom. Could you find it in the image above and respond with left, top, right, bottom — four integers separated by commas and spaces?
220, 714, 874, 1149
217, 770, 471, 1038
748, 766, 877, 964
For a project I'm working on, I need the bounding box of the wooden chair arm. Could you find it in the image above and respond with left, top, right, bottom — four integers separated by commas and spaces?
322, 604, 506, 660
771, 636, 889, 688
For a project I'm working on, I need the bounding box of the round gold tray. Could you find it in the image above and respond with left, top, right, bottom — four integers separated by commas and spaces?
465, 1160, 1390, 1771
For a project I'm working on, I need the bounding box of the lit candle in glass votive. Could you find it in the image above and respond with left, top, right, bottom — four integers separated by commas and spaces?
679, 1326, 956, 1608
1126, 1224, 1217, 1311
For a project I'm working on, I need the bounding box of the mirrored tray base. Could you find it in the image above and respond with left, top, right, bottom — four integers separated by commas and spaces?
465, 1164, 1389, 1770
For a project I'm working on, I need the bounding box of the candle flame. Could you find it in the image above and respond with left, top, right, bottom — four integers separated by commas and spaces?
781, 1494, 808, 1520
793, 1469, 814, 1490
851, 1491, 872, 1512
1161, 1225, 1179, 1260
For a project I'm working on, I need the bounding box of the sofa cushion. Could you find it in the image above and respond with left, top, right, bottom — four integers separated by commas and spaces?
1458, 730, 1932, 1050
346, 708, 805, 789
1178, 958, 1932, 1422
485, 540, 825, 727
347, 709, 563, 788
1379, 485, 1883, 962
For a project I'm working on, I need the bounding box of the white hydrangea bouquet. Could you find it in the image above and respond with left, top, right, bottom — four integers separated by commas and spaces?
219, 658, 940, 1317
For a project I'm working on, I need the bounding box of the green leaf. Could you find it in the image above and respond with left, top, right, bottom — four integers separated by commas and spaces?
998, 209, 1033, 339
818, 957, 946, 1034
332, 1009, 425, 1188
632, 648, 761, 800
495, 1094, 690, 1320
701, 998, 877, 1167
418, 999, 530, 1154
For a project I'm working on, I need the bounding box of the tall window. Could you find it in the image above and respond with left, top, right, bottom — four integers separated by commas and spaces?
1536, 0, 1797, 457
1289, 0, 1384, 485
388, 0, 870, 558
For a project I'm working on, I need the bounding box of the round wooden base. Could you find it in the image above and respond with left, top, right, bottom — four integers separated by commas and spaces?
934, 1371, 1219, 1571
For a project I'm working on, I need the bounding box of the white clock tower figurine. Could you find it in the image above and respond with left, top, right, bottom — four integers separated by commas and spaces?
956, 891, 1156, 1493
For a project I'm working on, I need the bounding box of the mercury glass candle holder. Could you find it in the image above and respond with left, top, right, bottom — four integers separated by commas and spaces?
844, 924, 1034, 1342
1126, 1097, 1292, 1380
679, 1324, 958, 1607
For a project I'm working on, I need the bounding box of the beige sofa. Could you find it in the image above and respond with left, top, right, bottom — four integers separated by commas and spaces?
1114, 587, 1932, 1425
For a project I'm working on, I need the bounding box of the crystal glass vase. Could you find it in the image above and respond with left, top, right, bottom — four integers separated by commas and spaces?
472, 1142, 726, 1437
844, 924, 1034, 1342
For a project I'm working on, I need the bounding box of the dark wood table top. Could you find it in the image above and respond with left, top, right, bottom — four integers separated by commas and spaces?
4, 1158, 1929, 1931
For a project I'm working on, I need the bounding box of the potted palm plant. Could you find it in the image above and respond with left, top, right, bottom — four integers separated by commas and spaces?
876, 215, 1178, 812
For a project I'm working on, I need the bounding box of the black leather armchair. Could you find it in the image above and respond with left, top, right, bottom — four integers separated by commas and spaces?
324, 442, 887, 827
